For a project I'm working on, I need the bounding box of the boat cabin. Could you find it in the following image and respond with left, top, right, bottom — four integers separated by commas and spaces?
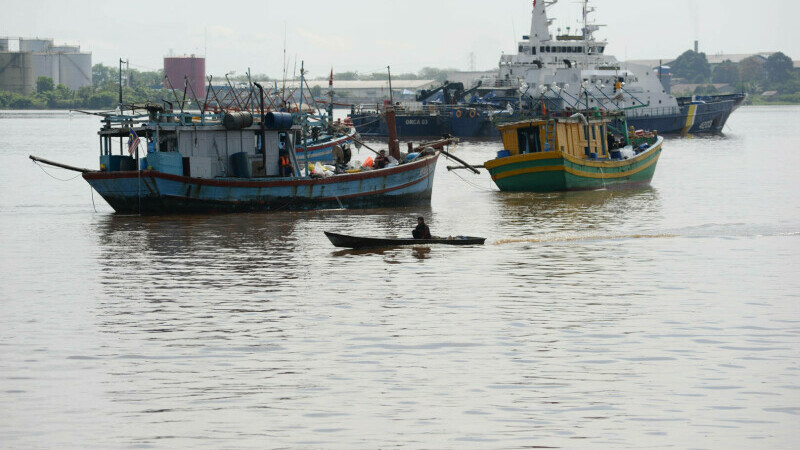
498, 114, 612, 160
97, 109, 300, 179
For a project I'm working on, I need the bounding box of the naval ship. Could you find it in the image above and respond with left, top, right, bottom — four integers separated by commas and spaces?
350, 0, 745, 138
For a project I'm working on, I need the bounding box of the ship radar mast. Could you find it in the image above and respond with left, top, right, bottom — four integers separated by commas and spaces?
581, 0, 603, 42
530, 0, 558, 44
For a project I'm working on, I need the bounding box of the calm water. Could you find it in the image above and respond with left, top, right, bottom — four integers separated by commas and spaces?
1, 107, 799, 449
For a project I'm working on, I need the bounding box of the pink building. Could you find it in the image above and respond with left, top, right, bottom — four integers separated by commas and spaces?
163, 55, 206, 96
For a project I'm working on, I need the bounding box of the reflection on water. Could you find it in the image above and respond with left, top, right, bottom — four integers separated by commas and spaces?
2, 107, 800, 449
493, 187, 663, 234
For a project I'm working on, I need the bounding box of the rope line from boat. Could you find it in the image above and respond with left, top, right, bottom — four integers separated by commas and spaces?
334, 196, 345, 209
90, 185, 97, 213
350, 115, 383, 129
449, 168, 496, 192
31, 160, 83, 182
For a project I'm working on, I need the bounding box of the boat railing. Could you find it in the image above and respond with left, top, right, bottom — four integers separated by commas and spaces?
480, 78, 522, 89
625, 106, 681, 118
352, 102, 504, 117
153, 111, 224, 128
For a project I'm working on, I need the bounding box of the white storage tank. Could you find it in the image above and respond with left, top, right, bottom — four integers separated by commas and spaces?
19, 38, 52, 53
0, 52, 35, 94
57, 52, 92, 90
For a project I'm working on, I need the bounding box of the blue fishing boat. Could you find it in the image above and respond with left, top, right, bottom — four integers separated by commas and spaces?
296, 127, 357, 164
31, 69, 456, 215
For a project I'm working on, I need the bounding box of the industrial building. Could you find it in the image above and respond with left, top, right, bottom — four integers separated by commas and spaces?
164, 55, 206, 96
0, 37, 92, 93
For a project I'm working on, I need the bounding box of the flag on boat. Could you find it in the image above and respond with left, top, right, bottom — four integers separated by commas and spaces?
128, 128, 140, 156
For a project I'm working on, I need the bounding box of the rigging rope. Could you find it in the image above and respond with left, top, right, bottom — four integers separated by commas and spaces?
448, 168, 497, 192
32, 161, 82, 182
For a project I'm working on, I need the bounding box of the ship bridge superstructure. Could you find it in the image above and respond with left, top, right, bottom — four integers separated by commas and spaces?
484, 0, 677, 113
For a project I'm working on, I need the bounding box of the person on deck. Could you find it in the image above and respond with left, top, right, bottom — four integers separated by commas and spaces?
412, 217, 432, 239
279, 151, 292, 177
374, 150, 390, 169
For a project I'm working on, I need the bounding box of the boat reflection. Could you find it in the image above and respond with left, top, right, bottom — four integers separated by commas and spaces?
491, 186, 663, 234
331, 245, 433, 260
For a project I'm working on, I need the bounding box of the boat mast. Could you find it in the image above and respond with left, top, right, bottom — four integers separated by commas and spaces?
387, 65, 394, 105
118, 58, 127, 108
299, 61, 309, 176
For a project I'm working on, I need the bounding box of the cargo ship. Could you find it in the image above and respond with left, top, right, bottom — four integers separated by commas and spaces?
350, 0, 745, 138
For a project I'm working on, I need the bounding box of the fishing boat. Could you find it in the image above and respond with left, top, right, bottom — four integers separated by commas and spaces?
30, 68, 457, 215
484, 111, 663, 192
324, 232, 486, 249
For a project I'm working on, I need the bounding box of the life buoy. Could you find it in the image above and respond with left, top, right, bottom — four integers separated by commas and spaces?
469, 110, 477, 118
455, 110, 463, 118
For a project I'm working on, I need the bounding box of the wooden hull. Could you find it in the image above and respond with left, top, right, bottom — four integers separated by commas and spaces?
485, 138, 662, 192
83, 154, 438, 214
325, 232, 486, 249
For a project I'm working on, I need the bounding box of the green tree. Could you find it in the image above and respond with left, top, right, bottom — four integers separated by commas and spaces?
129, 69, 164, 89
739, 56, 765, 84
418, 67, 455, 83
670, 50, 711, 83
694, 84, 718, 95
92, 64, 117, 87
36, 76, 54, 93
334, 71, 359, 80
764, 52, 795, 85
712, 60, 739, 84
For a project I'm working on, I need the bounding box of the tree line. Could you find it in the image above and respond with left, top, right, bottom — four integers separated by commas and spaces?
670, 50, 799, 102
0, 64, 167, 110
0, 64, 456, 110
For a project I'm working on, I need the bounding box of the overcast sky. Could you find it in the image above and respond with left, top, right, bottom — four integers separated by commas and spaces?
2, 0, 798, 78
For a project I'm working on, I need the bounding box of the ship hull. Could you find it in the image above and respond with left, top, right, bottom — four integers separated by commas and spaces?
352, 95, 745, 138
83, 154, 438, 214
627, 94, 745, 135
485, 138, 662, 192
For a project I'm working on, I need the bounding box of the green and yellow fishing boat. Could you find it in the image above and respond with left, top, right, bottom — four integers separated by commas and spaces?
485, 112, 663, 192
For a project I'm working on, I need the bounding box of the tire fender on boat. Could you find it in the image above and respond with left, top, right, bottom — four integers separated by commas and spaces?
455, 110, 463, 118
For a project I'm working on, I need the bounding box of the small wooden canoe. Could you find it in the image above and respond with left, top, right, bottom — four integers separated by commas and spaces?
325, 231, 486, 249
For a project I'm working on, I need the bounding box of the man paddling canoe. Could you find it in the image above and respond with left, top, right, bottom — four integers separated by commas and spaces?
412, 217, 432, 239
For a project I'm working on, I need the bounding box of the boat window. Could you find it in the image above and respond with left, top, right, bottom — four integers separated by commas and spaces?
540, 46, 545, 53
532, 47, 536, 55
517, 126, 541, 154
545, 46, 551, 52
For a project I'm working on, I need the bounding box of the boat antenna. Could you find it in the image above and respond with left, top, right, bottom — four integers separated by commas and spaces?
281, 22, 287, 105
254, 82, 268, 175
299, 61, 309, 177
387, 65, 394, 105
118, 58, 128, 109
224, 73, 244, 110
184, 75, 205, 114
181, 79, 189, 111
163, 75, 184, 113
207, 75, 224, 112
